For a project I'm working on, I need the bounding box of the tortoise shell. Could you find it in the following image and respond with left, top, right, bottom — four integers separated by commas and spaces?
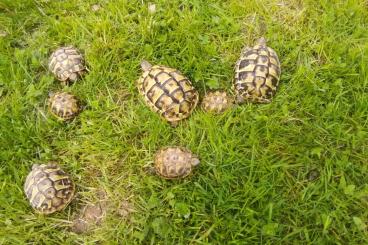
202, 90, 233, 114
154, 147, 200, 179
234, 37, 281, 103
49, 46, 86, 84
137, 61, 199, 125
48, 91, 80, 121
24, 164, 75, 214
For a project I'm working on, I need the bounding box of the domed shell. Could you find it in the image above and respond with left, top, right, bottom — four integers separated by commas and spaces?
234, 37, 281, 103
137, 61, 199, 125
154, 147, 200, 179
49, 46, 86, 84
202, 90, 233, 114
48, 91, 80, 121
24, 164, 75, 214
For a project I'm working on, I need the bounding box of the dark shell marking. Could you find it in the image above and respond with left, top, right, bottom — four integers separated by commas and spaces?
48, 92, 80, 120
49, 46, 86, 83
234, 41, 281, 103
24, 164, 75, 214
137, 65, 199, 123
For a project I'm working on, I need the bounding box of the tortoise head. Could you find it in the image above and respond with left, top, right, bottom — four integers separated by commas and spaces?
140, 60, 152, 71
169, 120, 179, 127
31, 164, 40, 170
68, 73, 78, 82
257, 37, 267, 46
68, 68, 86, 83
236, 94, 245, 104
191, 155, 200, 167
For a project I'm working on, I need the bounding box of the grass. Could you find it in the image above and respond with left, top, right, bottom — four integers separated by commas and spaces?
0, 0, 367, 243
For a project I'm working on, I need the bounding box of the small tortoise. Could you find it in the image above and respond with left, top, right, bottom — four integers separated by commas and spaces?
137, 61, 199, 126
202, 90, 233, 114
154, 147, 200, 179
49, 46, 86, 84
48, 91, 80, 121
234, 37, 281, 103
24, 164, 75, 214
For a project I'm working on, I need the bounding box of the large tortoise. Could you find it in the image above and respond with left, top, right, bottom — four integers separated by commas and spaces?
137, 61, 199, 126
234, 37, 281, 103
24, 164, 75, 214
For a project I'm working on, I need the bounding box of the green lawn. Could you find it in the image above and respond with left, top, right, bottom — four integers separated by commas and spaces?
1, 0, 367, 244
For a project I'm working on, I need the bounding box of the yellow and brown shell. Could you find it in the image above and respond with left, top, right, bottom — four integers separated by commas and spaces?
137, 61, 199, 125
48, 46, 86, 84
234, 37, 281, 103
202, 90, 233, 114
48, 91, 80, 121
154, 147, 200, 179
24, 164, 75, 214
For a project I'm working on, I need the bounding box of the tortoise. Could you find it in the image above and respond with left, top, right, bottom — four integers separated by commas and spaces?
49, 46, 86, 84
234, 37, 281, 103
154, 147, 200, 179
137, 60, 199, 126
48, 91, 80, 121
202, 90, 233, 114
24, 164, 75, 214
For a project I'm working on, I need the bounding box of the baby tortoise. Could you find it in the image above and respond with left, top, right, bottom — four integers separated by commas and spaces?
202, 90, 233, 114
48, 91, 80, 121
49, 46, 86, 84
154, 147, 200, 179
